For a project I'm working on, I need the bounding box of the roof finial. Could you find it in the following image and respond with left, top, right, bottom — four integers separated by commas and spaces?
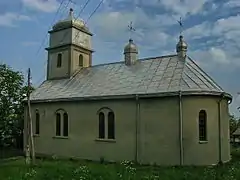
69, 8, 74, 18
176, 17, 188, 59
127, 21, 136, 41
124, 23, 138, 66
177, 17, 183, 36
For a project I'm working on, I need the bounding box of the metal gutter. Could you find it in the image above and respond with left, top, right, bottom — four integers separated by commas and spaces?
217, 93, 225, 164
179, 91, 184, 165
135, 95, 140, 163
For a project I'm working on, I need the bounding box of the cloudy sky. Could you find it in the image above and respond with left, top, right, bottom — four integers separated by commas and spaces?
0, 0, 240, 116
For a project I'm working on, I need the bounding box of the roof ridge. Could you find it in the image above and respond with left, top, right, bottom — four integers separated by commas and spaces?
184, 63, 212, 89
183, 69, 202, 88
138, 54, 177, 61
90, 54, 177, 68
187, 56, 224, 91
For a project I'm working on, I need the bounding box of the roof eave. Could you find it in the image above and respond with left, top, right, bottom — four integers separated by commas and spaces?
26, 90, 231, 104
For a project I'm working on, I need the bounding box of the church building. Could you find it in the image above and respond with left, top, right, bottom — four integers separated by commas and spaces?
24, 9, 232, 166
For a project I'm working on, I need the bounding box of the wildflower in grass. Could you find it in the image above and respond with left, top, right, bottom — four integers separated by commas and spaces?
142, 175, 160, 180
183, 171, 191, 179
125, 165, 136, 175
203, 167, 216, 179
117, 172, 123, 178
226, 166, 236, 180
120, 160, 134, 167
52, 154, 58, 160
72, 165, 90, 180
119, 160, 136, 179
23, 169, 37, 180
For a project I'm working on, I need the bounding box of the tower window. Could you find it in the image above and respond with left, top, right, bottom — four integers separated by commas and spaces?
79, 54, 83, 66
57, 53, 62, 68
199, 110, 207, 141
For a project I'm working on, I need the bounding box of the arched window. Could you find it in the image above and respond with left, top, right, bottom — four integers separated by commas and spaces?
35, 111, 40, 135
99, 112, 105, 139
56, 113, 61, 136
108, 112, 115, 139
63, 113, 68, 137
57, 53, 62, 68
79, 54, 83, 66
97, 107, 115, 140
199, 110, 207, 141
55, 110, 69, 137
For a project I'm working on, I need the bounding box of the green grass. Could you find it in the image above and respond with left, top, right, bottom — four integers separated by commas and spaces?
1, 149, 240, 180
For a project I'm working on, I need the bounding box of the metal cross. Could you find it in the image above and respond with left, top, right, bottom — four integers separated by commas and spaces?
177, 17, 183, 35
127, 21, 136, 39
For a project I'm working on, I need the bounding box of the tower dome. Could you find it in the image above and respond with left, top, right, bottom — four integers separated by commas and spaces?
124, 39, 138, 65
52, 8, 90, 33
176, 35, 188, 59
124, 39, 138, 53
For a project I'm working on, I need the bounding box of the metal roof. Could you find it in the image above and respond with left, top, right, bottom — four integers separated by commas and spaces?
30, 55, 227, 102
233, 127, 240, 136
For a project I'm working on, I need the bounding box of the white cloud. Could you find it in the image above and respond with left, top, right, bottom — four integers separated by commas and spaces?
191, 47, 230, 66
223, 0, 240, 8
87, 5, 179, 61
189, 46, 239, 73
209, 47, 229, 64
88, 0, 214, 56
184, 22, 212, 40
143, 0, 209, 17
89, 7, 177, 47
185, 15, 240, 40
21, 0, 59, 13
181, 13, 240, 70
214, 15, 240, 33
201, 3, 218, 17
0, 13, 31, 27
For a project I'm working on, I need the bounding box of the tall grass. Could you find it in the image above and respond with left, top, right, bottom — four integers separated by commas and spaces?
1, 149, 240, 180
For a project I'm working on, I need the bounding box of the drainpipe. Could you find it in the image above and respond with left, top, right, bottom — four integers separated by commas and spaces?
135, 95, 140, 163
218, 93, 224, 164
179, 91, 184, 165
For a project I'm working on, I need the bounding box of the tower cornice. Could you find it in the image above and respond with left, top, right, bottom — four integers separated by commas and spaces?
45, 43, 94, 53
48, 24, 93, 36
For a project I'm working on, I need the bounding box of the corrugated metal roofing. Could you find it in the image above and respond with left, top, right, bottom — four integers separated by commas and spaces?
30, 55, 225, 102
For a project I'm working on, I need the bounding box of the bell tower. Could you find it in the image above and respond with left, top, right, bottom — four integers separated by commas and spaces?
46, 8, 94, 80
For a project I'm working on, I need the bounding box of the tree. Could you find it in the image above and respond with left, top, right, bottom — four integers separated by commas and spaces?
229, 114, 240, 138
0, 64, 34, 148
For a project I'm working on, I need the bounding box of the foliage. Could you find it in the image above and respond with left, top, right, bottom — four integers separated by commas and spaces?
1, 151, 240, 180
229, 115, 240, 138
0, 64, 34, 148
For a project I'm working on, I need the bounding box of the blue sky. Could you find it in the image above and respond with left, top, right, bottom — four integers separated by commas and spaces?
0, 0, 240, 116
